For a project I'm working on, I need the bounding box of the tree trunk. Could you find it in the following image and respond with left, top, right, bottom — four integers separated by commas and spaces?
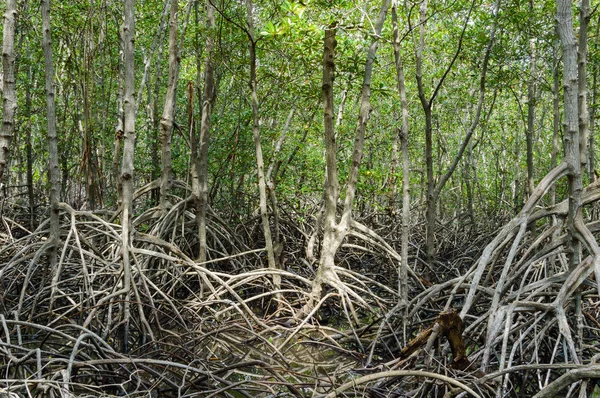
159, 0, 180, 210
266, 106, 295, 265
25, 45, 34, 230
392, 0, 410, 306
550, 42, 560, 208
526, 38, 537, 235
306, 25, 338, 312
245, 0, 279, 294
113, 30, 124, 207
194, 0, 216, 263
41, 0, 61, 248
578, 0, 590, 179
413, 0, 478, 270
589, 49, 597, 184
1, 0, 17, 183
557, 0, 583, 271
305, 0, 391, 314
119, 0, 136, 352
82, 32, 100, 210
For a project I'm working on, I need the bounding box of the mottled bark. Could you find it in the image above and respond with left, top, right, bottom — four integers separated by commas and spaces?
24, 46, 34, 229
1, 0, 17, 183
557, 0, 583, 270
159, 0, 180, 210
392, 0, 410, 305
41, 0, 61, 247
245, 0, 279, 292
526, 38, 537, 235
526, 39, 536, 202
119, 0, 136, 352
305, 0, 391, 313
194, 0, 216, 263
550, 43, 560, 207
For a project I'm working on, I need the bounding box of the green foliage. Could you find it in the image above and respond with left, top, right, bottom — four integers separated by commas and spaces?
1, 0, 595, 227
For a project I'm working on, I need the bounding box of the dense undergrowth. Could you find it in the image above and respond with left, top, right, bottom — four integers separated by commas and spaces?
1, 192, 600, 397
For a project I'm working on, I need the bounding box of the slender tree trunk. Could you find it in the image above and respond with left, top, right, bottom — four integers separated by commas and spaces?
245, 0, 279, 293
550, 42, 560, 208
1, 0, 17, 183
159, 0, 180, 210
413, 0, 477, 269
195, 0, 216, 263
119, 0, 136, 353
113, 31, 124, 206
392, 0, 410, 306
305, 0, 391, 314
557, 0, 582, 271
266, 106, 295, 266
413, 0, 436, 268
578, 0, 590, 179
575, 0, 591, 355
41, 0, 61, 249
83, 33, 100, 210
25, 45, 34, 229
526, 38, 537, 235
307, 25, 338, 312
590, 52, 597, 183
150, 35, 165, 205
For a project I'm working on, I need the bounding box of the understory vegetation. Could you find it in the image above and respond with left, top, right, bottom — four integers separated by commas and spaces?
1, 0, 600, 397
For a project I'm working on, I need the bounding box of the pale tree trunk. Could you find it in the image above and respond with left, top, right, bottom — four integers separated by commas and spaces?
119, 0, 136, 352
412, 0, 478, 270
304, 0, 391, 314
578, 0, 590, 179
150, 38, 165, 205
307, 25, 337, 312
575, 0, 590, 354
413, 0, 435, 268
112, 30, 124, 206
82, 30, 100, 210
266, 107, 295, 266
41, 0, 61, 249
1, 0, 17, 183
245, 0, 280, 294
159, 0, 179, 210
194, 0, 216, 263
557, 0, 582, 271
550, 42, 560, 208
526, 38, 537, 235
387, 125, 399, 217
25, 46, 34, 229
590, 51, 597, 184
392, 0, 410, 306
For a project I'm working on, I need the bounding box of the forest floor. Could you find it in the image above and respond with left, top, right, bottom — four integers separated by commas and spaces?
1, 196, 600, 397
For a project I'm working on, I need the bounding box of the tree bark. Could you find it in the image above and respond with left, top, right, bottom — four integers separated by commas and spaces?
194, 0, 216, 263
590, 45, 598, 184
245, 0, 279, 293
119, 0, 136, 352
1, 0, 17, 183
412, 0, 478, 270
25, 45, 34, 229
526, 39, 536, 202
266, 106, 295, 264
306, 25, 338, 313
526, 38, 537, 235
578, 0, 590, 178
557, 0, 583, 271
304, 0, 391, 314
113, 26, 128, 207
159, 0, 180, 210
41, 0, 61, 248
392, 0, 410, 306
550, 42, 560, 208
